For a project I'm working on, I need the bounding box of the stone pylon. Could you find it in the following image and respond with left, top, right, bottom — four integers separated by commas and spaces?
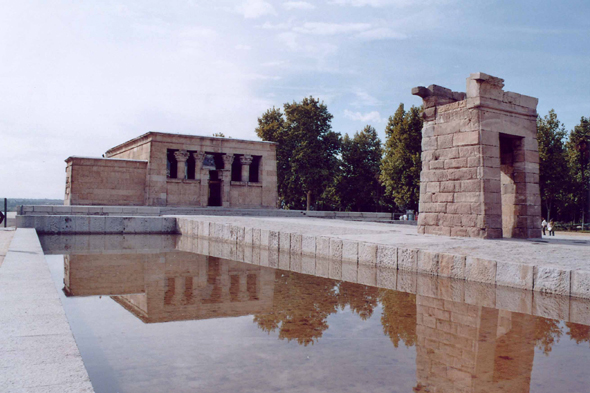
413, 73, 541, 239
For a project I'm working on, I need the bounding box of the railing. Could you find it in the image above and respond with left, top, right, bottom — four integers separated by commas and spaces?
0, 198, 6, 227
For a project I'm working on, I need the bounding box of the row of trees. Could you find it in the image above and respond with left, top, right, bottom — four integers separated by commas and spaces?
538, 110, 590, 223
256, 96, 423, 213
256, 97, 590, 223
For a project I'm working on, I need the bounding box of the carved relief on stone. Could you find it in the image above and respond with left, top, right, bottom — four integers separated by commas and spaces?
192, 151, 206, 164
222, 154, 235, 169
239, 154, 253, 166
174, 150, 190, 162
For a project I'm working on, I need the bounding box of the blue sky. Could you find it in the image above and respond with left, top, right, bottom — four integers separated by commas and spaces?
1, 0, 589, 198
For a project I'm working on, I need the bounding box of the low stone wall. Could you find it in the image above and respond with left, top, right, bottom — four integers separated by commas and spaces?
175, 216, 590, 300
174, 234, 590, 326
17, 205, 416, 224
17, 215, 176, 234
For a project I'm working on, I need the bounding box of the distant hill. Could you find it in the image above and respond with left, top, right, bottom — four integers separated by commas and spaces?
4, 198, 63, 212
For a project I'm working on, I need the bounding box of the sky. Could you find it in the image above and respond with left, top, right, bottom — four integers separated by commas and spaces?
1, 0, 589, 198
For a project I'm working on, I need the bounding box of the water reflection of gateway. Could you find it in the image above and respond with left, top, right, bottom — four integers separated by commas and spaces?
63, 252, 275, 323
414, 296, 536, 393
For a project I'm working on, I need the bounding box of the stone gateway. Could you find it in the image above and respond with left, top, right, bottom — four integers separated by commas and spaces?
65, 132, 278, 208
413, 73, 541, 239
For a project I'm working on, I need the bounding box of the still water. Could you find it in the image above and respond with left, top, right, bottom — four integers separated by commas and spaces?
42, 236, 590, 393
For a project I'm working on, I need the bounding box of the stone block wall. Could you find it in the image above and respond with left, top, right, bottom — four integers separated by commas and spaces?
65, 157, 148, 206
105, 132, 278, 208
414, 73, 541, 239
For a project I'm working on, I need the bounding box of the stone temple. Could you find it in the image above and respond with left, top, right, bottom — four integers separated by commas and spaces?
413, 73, 541, 239
65, 132, 278, 208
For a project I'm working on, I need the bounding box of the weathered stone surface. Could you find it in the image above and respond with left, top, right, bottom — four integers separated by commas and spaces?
571, 270, 590, 299
342, 261, 358, 283
533, 266, 571, 295
415, 74, 540, 239
465, 257, 497, 284
358, 242, 377, 266
417, 250, 439, 275
377, 266, 397, 290
301, 235, 316, 256
342, 240, 358, 263
496, 261, 533, 290
438, 253, 465, 279
398, 248, 418, 271
377, 245, 397, 269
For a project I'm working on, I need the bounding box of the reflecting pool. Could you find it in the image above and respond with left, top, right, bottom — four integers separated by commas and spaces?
42, 235, 590, 393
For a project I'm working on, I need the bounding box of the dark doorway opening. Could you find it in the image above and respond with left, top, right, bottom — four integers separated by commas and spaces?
208, 170, 222, 206
500, 134, 525, 238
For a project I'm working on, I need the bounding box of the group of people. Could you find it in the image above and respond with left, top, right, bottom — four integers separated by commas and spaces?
541, 218, 555, 236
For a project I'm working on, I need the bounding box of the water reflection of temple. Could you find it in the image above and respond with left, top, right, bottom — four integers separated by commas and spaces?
64, 252, 275, 323
414, 296, 536, 393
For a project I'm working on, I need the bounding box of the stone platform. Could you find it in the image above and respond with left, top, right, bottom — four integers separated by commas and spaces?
174, 216, 590, 299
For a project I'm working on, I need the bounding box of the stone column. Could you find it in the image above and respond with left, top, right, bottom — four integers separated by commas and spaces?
240, 155, 253, 183
222, 154, 235, 207
174, 150, 190, 180
192, 151, 206, 181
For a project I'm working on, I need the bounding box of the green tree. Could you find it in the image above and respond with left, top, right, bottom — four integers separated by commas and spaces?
256, 97, 341, 210
336, 126, 383, 212
380, 104, 423, 212
537, 110, 569, 220
567, 117, 590, 226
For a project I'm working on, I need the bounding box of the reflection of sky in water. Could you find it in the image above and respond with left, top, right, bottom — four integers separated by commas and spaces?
46, 253, 590, 393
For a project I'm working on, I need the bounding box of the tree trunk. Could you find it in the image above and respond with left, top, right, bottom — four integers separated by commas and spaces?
306, 190, 312, 211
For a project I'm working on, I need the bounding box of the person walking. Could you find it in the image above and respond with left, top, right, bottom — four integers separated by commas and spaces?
541, 218, 547, 236
548, 220, 555, 236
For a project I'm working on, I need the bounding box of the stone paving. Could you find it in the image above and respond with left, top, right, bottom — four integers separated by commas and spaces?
0, 229, 15, 267
0, 229, 93, 392
174, 216, 590, 298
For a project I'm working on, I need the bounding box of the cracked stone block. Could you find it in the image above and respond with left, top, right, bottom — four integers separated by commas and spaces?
417, 251, 439, 275
377, 245, 397, 269
436, 277, 464, 303
398, 248, 418, 271
496, 261, 533, 290
316, 237, 331, 259
533, 266, 571, 295
330, 239, 343, 261
302, 235, 316, 256
244, 227, 253, 245
359, 243, 377, 266
269, 231, 279, 251
260, 229, 270, 249
417, 274, 438, 297
290, 253, 302, 272
252, 228, 261, 248
570, 297, 590, 326
465, 257, 497, 284
290, 234, 302, 255
279, 251, 290, 270
268, 249, 278, 267
342, 240, 358, 263
571, 270, 590, 299
279, 232, 291, 253
259, 249, 269, 267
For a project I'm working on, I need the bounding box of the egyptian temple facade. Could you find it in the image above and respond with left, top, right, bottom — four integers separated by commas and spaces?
64, 132, 278, 209
413, 73, 542, 239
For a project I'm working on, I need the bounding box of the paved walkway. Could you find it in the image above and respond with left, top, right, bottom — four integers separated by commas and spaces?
0, 229, 93, 392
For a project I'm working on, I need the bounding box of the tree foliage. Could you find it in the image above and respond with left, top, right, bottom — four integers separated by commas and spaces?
537, 110, 569, 220
380, 104, 423, 211
336, 125, 383, 212
256, 97, 341, 210
566, 116, 590, 223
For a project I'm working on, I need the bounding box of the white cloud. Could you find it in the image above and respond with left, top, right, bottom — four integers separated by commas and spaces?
293, 22, 371, 35
283, 1, 316, 10
357, 27, 407, 40
329, 0, 449, 7
261, 60, 288, 66
258, 21, 292, 29
344, 109, 385, 123
353, 90, 381, 106
235, 0, 277, 18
